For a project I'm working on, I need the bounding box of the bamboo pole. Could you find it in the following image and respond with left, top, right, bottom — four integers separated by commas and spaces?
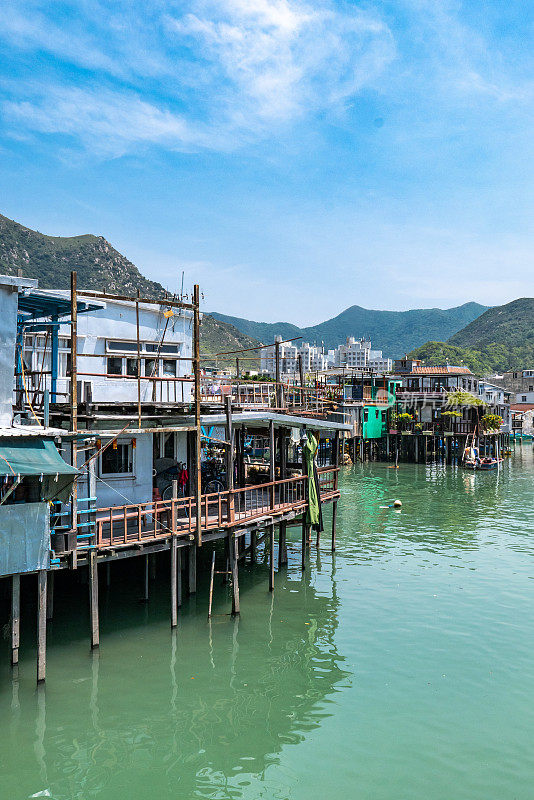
37, 570, 47, 683
70, 271, 78, 566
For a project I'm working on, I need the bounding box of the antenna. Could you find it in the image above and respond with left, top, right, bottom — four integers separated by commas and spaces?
180, 270, 184, 301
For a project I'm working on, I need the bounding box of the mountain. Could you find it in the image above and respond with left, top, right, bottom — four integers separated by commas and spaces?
0, 213, 259, 362
409, 298, 534, 373
210, 302, 488, 355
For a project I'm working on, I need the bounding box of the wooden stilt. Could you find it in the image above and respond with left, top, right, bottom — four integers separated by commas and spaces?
171, 537, 178, 628
208, 550, 216, 619
177, 548, 182, 608
46, 572, 54, 620
229, 534, 240, 615
106, 562, 111, 587
89, 551, 99, 649
141, 554, 149, 602
149, 553, 157, 580
37, 570, 47, 683
331, 500, 338, 552
269, 525, 275, 591
188, 544, 197, 594
11, 574, 20, 667
301, 517, 307, 570
278, 521, 287, 567
250, 531, 257, 564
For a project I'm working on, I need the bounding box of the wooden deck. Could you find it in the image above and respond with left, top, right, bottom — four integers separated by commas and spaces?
95, 467, 339, 549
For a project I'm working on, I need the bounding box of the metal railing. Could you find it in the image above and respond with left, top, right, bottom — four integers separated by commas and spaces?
95, 466, 339, 548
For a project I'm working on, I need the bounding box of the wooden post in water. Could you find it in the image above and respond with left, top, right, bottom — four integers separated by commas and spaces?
208, 550, 216, 619
89, 550, 99, 649
37, 570, 47, 683
301, 516, 307, 571
229, 533, 240, 615
177, 548, 182, 607
141, 554, 149, 603
269, 525, 275, 591
171, 538, 178, 628
46, 572, 54, 620
278, 521, 287, 567
250, 531, 257, 564
188, 544, 197, 595
11, 574, 20, 667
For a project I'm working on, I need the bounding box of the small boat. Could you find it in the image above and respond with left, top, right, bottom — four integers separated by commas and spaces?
463, 457, 502, 471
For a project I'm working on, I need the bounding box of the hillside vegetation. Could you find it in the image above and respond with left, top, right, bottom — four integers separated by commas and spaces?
409, 299, 534, 373
0, 213, 259, 362
211, 302, 487, 355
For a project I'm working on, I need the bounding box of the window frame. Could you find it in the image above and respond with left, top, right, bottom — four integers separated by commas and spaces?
99, 439, 135, 479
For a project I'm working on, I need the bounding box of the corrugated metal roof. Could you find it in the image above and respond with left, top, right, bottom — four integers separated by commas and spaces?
409, 366, 473, 375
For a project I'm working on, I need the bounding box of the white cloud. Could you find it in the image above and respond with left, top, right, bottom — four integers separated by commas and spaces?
0, 0, 395, 155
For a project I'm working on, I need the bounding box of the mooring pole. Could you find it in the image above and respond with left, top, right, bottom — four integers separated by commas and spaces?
37, 570, 47, 683
89, 550, 99, 649
11, 574, 20, 667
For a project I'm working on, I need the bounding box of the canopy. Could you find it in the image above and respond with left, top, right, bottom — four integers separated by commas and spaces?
0, 438, 77, 502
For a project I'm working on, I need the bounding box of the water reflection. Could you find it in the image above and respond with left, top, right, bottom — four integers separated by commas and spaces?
0, 560, 347, 800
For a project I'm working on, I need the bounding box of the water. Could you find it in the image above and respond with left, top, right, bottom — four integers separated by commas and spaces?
1, 447, 534, 800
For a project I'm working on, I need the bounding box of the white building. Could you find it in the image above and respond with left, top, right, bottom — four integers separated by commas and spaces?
24, 292, 194, 404
261, 334, 392, 378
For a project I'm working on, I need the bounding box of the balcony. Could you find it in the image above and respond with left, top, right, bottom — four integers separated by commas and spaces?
94, 467, 339, 549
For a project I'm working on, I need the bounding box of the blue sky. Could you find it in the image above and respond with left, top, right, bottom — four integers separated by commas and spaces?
0, 0, 533, 325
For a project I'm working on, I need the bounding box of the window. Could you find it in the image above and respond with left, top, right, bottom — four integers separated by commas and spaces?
145, 343, 180, 354
522, 396, 527, 402
107, 340, 137, 352
107, 357, 123, 376
144, 358, 157, 377
164, 433, 175, 459
126, 358, 139, 377
162, 359, 177, 377
100, 441, 134, 476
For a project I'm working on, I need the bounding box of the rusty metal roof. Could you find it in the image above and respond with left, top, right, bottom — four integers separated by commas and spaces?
408, 366, 473, 375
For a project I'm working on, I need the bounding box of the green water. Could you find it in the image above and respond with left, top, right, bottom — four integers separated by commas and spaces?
1, 447, 534, 800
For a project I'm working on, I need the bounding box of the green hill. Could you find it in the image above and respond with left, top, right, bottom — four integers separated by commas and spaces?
210, 302, 487, 354
409, 299, 534, 373
0, 213, 259, 363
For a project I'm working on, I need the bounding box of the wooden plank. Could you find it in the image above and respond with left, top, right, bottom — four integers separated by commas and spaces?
37, 570, 47, 683
11, 574, 20, 667
89, 551, 99, 649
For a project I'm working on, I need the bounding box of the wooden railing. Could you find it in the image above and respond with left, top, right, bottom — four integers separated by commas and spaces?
95, 466, 339, 548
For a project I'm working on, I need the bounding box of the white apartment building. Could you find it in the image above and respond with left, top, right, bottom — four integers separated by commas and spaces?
261, 335, 392, 378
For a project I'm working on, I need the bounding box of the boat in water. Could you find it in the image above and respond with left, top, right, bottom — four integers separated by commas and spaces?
463, 457, 503, 471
